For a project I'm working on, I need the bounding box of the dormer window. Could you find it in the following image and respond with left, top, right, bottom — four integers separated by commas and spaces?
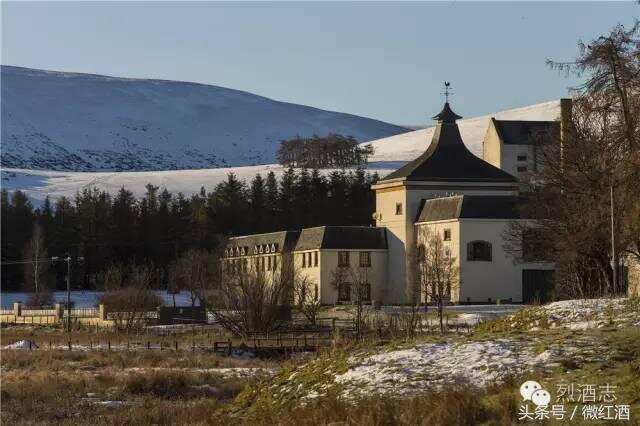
395, 203, 403, 215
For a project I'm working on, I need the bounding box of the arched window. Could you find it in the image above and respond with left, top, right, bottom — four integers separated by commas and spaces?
467, 241, 492, 261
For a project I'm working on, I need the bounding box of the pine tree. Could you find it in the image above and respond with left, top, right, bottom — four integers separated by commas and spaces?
264, 171, 280, 231
279, 167, 298, 229
249, 174, 267, 232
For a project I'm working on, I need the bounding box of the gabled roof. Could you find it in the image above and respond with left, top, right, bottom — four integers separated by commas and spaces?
492, 119, 559, 145
415, 195, 524, 223
381, 102, 517, 183
294, 226, 387, 251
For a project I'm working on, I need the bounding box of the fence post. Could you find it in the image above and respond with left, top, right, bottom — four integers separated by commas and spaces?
54, 303, 63, 321
99, 304, 107, 320
174, 341, 178, 351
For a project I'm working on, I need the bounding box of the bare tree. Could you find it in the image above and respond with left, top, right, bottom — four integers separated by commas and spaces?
99, 264, 162, 332
415, 228, 459, 334
169, 249, 219, 307
207, 256, 295, 337
22, 223, 52, 306
508, 23, 640, 298
330, 264, 371, 341
293, 275, 322, 327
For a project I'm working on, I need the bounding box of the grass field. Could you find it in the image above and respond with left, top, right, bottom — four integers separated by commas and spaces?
2, 299, 639, 425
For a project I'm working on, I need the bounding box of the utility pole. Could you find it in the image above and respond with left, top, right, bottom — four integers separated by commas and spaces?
610, 185, 617, 294
66, 256, 72, 333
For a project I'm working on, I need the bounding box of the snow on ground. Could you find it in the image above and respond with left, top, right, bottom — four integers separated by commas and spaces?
366, 99, 562, 162
334, 340, 546, 396
1, 290, 199, 309
3, 340, 38, 350
507, 298, 637, 331
2, 163, 396, 205
273, 298, 637, 400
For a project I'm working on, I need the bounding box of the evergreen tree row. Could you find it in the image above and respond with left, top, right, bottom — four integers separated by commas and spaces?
1, 168, 379, 291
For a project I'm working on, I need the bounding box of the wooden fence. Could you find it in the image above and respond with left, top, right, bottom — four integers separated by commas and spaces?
3, 332, 334, 354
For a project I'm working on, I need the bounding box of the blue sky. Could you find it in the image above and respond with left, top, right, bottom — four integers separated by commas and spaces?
1, 1, 637, 125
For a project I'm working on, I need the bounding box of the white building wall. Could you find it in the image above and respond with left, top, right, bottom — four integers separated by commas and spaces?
414, 220, 461, 302
316, 249, 388, 305
375, 181, 519, 304
457, 219, 553, 303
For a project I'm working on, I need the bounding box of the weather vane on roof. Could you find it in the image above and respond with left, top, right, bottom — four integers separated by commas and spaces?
442, 81, 453, 103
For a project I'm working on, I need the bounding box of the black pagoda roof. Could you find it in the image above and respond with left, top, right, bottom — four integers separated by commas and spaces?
381, 102, 517, 183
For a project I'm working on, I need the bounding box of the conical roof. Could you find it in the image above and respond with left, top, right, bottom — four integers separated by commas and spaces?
381, 102, 517, 183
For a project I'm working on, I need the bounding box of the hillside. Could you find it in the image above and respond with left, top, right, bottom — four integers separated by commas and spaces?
0, 66, 408, 171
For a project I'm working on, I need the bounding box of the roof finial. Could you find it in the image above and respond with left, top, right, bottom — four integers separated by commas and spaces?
442, 81, 453, 103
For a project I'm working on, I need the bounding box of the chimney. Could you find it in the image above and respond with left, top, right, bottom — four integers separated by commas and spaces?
559, 98, 572, 144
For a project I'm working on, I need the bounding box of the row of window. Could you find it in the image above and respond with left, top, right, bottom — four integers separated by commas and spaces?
337, 282, 371, 302
300, 251, 319, 268
338, 251, 371, 268
224, 255, 279, 273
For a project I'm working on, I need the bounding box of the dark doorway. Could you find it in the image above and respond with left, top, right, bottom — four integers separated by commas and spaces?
522, 270, 555, 304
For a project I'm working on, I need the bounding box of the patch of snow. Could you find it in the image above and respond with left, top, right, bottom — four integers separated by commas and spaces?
2, 164, 396, 205
334, 339, 548, 396
3, 340, 38, 350
566, 321, 597, 330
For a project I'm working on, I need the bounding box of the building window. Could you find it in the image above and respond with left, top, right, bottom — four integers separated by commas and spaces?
307, 252, 313, 267
314, 251, 318, 267
443, 229, 451, 241
467, 241, 492, 261
338, 283, 351, 302
302, 253, 307, 268
395, 202, 403, 215
517, 154, 527, 162
357, 283, 371, 302
359, 251, 371, 267
273, 256, 278, 270
517, 166, 528, 173
261, 257, 265, 271
267, 256, 272, 271
338, 251, 350, 267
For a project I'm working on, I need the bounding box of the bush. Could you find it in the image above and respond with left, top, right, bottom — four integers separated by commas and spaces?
99, 287, 162, 332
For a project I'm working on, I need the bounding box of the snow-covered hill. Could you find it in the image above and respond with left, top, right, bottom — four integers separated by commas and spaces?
365, 100, 562, 162
0, 66, 408, 171
2, 97, 566, 204
1, 164, 397, 204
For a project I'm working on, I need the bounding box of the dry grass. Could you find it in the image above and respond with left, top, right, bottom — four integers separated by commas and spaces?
234, 385, 518, 426
0, 351, 261, 425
